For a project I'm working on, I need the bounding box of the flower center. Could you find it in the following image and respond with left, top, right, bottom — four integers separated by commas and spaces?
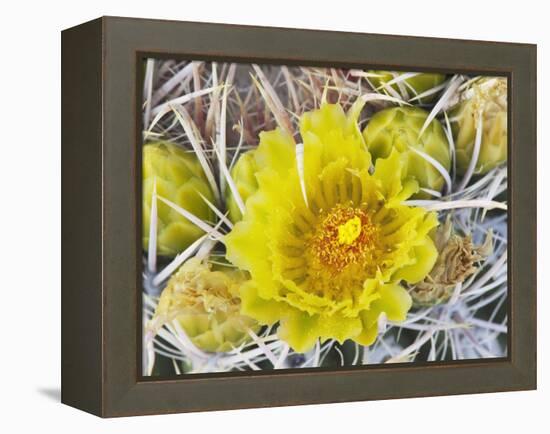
338, 216, 362, 245
308, 204, 380, 275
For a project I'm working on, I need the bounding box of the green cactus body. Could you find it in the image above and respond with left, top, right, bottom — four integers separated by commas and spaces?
143, 142, 215, 257
153, 258, 259, 353
362, 107, 451, 197
369, 71, 447, 103
226, 150, 259, 223
452, 77, 507, 175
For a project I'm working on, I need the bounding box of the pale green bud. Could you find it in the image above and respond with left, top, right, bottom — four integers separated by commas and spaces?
143, 142, 215, 257
363, 107, 451, 197
368, 71, 447, 103
153, 258, 260, 353
452, 77, 507, 175
226, 151, 259, 223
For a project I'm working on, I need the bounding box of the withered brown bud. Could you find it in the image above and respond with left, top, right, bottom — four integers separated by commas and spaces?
411, 217, 493, 307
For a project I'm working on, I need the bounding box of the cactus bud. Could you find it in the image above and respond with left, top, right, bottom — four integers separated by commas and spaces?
368, 71, 447, 103
143, 142, 215, 257
226, 151, 259, 222
452, 77, 507, 175
362, 107, 451, 197
151, 257, 260, 353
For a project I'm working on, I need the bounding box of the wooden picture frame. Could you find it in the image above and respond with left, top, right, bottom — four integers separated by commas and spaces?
61, 16, 537, 417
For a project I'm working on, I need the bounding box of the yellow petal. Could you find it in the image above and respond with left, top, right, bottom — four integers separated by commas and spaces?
239, 281, 286, 325
354, 321, 379, 346
372, 282, 412, 323
393, 237, 438, 284
255, 128, 295, 176
372, 148, 405, 199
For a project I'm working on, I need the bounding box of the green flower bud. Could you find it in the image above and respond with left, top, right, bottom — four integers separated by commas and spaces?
363, 107, 451, 197
152, 257, 260, 353
368, 71, 447, 103
226, 151, 259, 223
452, 77, 507, 175
143, 142, 215, 257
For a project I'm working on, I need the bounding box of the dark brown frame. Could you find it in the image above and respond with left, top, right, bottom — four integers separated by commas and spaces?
61, 16, 537, 417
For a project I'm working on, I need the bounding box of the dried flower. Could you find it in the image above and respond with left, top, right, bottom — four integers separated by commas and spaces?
143, 142, 215, 256
150, 257, 259, 353
411, 217, 493, 306
452, 77, 507, 175
225, 104, 439, 352
362, 106, 451, 197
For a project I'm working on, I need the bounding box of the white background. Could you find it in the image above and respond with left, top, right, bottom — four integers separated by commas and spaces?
1, 1, 546, 432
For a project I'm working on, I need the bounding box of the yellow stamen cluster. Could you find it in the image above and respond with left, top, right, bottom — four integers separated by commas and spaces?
309, 204, 380, 275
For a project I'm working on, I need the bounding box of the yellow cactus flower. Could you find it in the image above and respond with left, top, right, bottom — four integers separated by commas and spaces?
225, 104, 439, 353
143, 142, 215, 257
150, 257, 260, 353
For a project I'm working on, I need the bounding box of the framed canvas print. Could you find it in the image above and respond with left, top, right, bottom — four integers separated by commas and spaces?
61, 16, 537, 417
